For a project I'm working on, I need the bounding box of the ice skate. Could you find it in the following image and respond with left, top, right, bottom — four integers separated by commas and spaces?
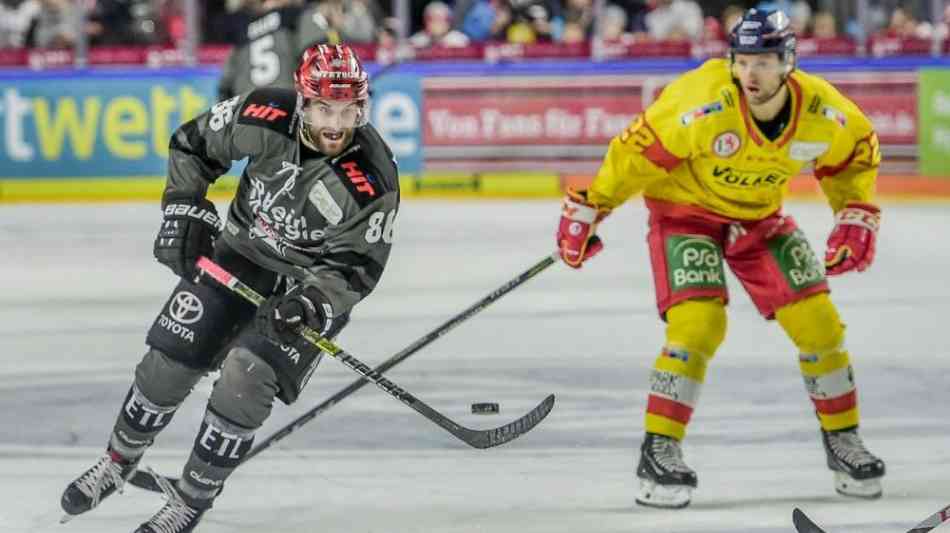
134, 469, 206, 533
60, 448, 139, 522
636, 432, 697, 509
822, 426, 885, 499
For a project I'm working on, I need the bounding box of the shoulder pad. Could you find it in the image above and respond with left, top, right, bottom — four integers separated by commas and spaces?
237, 88, 299, 138
328, 133, 398, 208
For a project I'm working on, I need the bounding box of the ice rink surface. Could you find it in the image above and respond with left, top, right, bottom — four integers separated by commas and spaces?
1, 198, 948, 533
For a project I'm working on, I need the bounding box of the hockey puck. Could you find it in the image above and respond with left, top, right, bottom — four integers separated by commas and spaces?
471, 402, 500, 415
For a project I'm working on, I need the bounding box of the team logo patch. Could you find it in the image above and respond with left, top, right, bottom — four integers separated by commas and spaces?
712, 131, 741, 157
169, 291, 204, 324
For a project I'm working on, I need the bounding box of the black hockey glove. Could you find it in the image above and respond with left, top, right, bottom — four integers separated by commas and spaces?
153, 195, 221, 279
257, 285, 334, 346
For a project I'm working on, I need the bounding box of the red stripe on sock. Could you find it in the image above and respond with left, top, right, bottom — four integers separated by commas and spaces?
647, 394, 694, 424
812, 390, 857, 414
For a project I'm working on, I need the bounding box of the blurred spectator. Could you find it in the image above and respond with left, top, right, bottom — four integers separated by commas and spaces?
562, 20, 586, 43
562, 0, 594, 41
811, 11, 837, 39
720, 3, 744, 36
645, 0, 704, 42
505, 0, 556, 43
297, 0, 380, 48
599, 3, 631, 43
489, 0, 514, 40
376, 16, 400, 47
883, 6, 920, 38
204, 0, 250, 44
409, 1, 470, 47
458, 0, 497, 41
127, 0, 164, 44
936, 4, 950, 41
160, 0, 187, 46
24, 0, 76, 48
0, 0, 41, 48
701, 16, 723, 42
787, 1, 812, 36
86, 0, 136, 45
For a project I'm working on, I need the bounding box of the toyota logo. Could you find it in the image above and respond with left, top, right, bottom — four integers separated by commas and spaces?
169, 291, 204, 324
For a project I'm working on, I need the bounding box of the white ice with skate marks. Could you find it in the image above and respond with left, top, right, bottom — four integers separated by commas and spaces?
0, 199, 949, 533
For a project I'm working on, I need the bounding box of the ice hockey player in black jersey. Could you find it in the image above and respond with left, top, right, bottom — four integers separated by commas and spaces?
217, 0, 305, 102
60, 43, 399, 533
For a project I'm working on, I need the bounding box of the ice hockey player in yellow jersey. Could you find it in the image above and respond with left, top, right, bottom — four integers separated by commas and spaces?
555, 8, 885, 508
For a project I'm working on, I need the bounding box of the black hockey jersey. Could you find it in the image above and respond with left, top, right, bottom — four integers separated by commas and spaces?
217, 7, 303, 102
165, 87, 400, 318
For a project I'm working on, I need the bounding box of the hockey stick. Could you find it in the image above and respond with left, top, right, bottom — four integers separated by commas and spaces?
794, 505, 950, 533
130, 252, 558, 491
196, 255, 556, 448
129, 254, 558, 491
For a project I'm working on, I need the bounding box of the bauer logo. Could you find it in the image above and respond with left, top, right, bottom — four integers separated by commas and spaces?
666, 235, 725, 291
769, 229, 825, 290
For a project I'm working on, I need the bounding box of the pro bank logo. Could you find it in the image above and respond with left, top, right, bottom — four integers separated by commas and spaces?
666, 235, 725, 291
769, 229, 825, 290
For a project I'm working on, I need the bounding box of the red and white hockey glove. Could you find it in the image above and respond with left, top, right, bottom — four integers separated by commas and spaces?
557, 189, 611, 269
824, 202, 881, 276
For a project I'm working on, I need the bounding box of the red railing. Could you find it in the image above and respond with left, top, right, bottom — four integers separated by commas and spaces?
0, 38, 946, 68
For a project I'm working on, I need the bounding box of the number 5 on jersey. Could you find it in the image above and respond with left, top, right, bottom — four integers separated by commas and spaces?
365, 209, 396, 244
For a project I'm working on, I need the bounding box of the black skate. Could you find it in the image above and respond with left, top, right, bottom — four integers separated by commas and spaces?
822, 426, 885, 499
60, 449, 139, 522
135, 468, 206, 533
636, 432, 697, 509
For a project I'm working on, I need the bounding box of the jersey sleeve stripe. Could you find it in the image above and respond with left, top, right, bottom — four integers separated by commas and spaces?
813, 132, 876, 180
641, 119, 684, 172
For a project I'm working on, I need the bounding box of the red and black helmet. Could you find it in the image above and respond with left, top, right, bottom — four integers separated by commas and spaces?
294, 44, 369, 102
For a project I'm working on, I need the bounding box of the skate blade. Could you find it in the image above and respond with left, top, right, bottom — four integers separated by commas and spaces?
636, 478, 692, 509
60, 513, 77, 524
834, 471, 882, 499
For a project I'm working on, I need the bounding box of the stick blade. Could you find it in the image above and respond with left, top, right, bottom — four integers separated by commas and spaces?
464, 394, 556, 449
793, 508, 828, 533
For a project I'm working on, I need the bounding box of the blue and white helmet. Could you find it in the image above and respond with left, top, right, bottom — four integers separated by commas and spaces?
728, 8, 797, 75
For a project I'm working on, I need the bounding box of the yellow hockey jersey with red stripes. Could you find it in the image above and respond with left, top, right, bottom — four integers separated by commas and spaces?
589, 58, 880, 220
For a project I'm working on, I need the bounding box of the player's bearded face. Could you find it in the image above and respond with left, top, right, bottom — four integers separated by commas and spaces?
732, 53, 785, 105
302, 99, 362, 156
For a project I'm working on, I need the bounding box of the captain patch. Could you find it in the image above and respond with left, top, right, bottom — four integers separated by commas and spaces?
308, 181, 343, 225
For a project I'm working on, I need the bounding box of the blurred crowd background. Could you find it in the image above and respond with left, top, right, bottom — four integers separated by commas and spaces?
1, 0, 948, 54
